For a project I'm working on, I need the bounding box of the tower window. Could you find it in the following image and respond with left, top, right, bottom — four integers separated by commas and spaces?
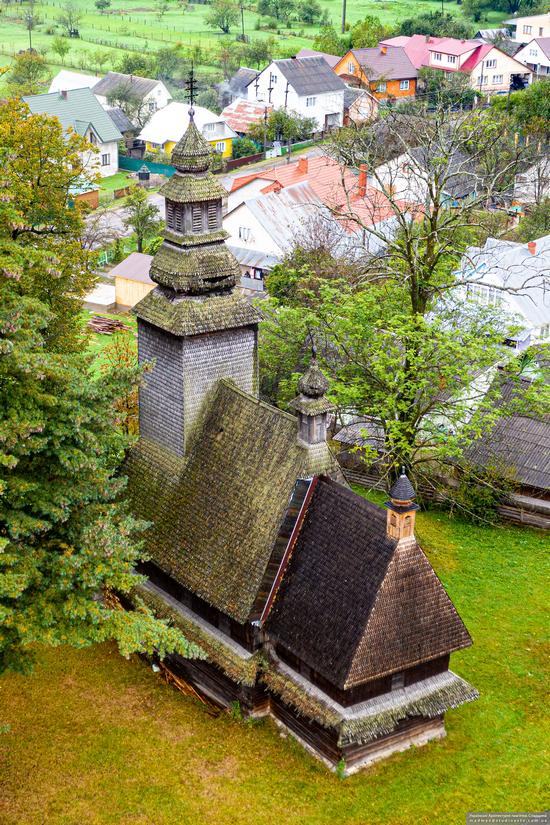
174, 204, 183, 232
192, 204, 203, 233
391, 672, 405, 691
207, 201, 218, 229
166, 201, 174, 227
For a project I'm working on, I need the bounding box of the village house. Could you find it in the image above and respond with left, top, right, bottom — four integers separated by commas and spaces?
124, 115, 478, 774
224, 154, 404, 284
295, 47, 341, 68
380, 34, 533, 94
514, 37, 550, 77
247, 56, 346, 132
24, 87, 122, 177
459, 234, 550, 349
92, 71, 171, 116
48, 69, 98, 94
139, 102, 237, 159
334, 45, 418, 100
220, 99, 272, 137
224, 67, 257, 105
111, 251, 155, 309
344, 87, 379, 125
503, 12, 550, 44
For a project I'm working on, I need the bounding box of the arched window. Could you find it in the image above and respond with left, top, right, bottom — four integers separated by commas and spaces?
404, 515, 411, 536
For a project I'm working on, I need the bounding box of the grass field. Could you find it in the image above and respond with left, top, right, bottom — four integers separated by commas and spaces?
0, 0, 508, 96
0, 496, 547, 824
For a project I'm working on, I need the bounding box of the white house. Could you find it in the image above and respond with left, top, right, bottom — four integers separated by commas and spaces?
426, 40, 532, 93
514, 157, 550, 205
247, 56, 345, 132
504, 12, 550, 44
24, 87, 121, 177
92, 72, 171, 116
138, 102, 237, 159
515, 37, 550, 76
459, 234, 550, 349
49, 69, 99, 94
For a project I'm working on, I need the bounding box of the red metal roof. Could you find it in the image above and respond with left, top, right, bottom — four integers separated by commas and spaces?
220, 99, 272, 135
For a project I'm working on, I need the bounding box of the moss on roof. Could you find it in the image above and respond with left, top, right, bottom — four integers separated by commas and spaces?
148, 241, 241, 293
289, 395, 335, 416
171, 119, 213, 171
162, 227, 229, 247
134, 288, 261, 337
125, 381, 339, 623
161, 172, 227, 204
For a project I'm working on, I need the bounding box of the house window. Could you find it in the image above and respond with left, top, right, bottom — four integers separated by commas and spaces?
191, 204, 203, 233
148, 100, 156, 112
391, 672, 405, 691
207, 201, 218, 229
540, 323, 550, 339
306, 96, 316, 107
539, 27, 544, 36
523, 24, 532, 34
348, 61, 355, 73
238, 226, 251, 241
492, 74, 504, 84
485, 58, 497, 68
149, 142, 160, 150
433, 52, 442, 61
204, 122, 215, 132
399, 79, 410, 90
215, 141, 225, 153
448, 55, 457, 64
479, 75, 488, 85
89, 132, 97, 145
101, 153, 110, 166
376, 81, 387, 93
530, 48, 538, 56
269, 72, 277, 84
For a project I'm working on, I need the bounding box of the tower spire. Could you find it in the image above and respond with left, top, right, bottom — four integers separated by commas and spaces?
385, 469, 419, 541
289, 349, 334, 445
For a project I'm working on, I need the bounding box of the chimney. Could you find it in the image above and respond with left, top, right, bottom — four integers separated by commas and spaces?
272, 180, 282, 194
385, 469, 419, 541
380, 45, 387, 55
527, 241, 537, 255
60, 90, 68, 99
297, 156, 308, 175
358, 163, 368, 198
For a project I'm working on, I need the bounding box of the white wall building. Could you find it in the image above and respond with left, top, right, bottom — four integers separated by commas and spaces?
515, 37, 550, 76
92, 72, 171, 116
504, 12, 550, 44
247, 56, 345, 132
49, 70, 99, 94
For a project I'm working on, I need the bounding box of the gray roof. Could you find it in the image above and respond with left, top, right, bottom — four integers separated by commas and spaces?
409, 146, 477, 199
389, 472, 416, 501
350, 46, 418, 81
106, 106, 136, 134
230, 66, 257, 96
23, 87, 122, 143
344, 87, 363, 108
110, 252, 153, 284
295, 48, 341, 68
93, 71, 159, 99
274, 56, 346, 96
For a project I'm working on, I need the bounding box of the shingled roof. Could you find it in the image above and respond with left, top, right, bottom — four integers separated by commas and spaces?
92, 71, 159, 99
126, 380, 340, 623
267, 477, 472, 688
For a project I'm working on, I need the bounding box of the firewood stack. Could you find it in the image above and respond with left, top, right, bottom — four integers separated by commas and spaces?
87, 315, 130, 335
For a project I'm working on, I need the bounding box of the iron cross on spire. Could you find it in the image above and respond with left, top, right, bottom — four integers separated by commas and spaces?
185, 65, 197, 117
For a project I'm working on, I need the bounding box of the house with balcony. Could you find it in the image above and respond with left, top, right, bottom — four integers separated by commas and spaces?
381, 34, 533, 94
138, 102, 237, 159
515, 37, 550, 76
504, 12, 550, 44
334, 45, 417, 100
246, 56, 345, 132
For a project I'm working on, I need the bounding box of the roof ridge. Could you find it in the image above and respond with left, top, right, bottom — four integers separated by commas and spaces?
218, 378, 297, 423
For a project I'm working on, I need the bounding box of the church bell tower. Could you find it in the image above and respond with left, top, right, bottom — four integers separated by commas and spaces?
135, 109, 261, 457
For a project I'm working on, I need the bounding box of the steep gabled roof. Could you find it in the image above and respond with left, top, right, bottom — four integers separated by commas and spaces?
274, 56, 346, 95
267, 477, 472, 688
126, 380, 340, 623
23, 87, 122, 143
347, 46, 418, 80
295, 48, 341, 68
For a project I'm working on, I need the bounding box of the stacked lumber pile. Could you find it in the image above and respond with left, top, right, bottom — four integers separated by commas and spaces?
87, 315, 130, 335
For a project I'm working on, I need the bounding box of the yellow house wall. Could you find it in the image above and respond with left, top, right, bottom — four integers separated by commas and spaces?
115, 277, 155, 309
146, 137, 233, 158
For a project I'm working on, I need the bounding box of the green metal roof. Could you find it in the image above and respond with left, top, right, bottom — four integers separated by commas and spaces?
23, 87, 122, 143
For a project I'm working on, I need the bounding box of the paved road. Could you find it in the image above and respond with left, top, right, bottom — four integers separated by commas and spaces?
88, 145, 327, 239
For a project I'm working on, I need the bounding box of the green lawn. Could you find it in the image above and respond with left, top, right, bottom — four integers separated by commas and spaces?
0, 498, 547, 824
0, 0, 509, 97
99, 171, 134, 192
83, 309, 137, 376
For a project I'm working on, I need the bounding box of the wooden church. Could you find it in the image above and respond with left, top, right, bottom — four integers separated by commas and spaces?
125, 112, 478, 775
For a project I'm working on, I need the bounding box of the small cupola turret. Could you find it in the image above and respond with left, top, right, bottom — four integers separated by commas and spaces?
289, 350, 334, 445
385, 469, 419, 541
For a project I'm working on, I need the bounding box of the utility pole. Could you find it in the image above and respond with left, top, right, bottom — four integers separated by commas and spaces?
341, 0, 346, 34
239, 1, 245, 42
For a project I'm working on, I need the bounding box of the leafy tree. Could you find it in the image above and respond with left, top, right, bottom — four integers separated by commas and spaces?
516, 199, 550, 240
296, 0, 322, 24
107, 81, 149, 127
260, 103, 549, 480
247, 36, 277, 68
123, 186, 162, 253
23, 1, 40, 50
7, 50, 48, 96
95, 0, 111, 10
156, 0, 169, 20
232, 137, 259, 157
216, 40, 246, 79
248, 107, 316, 144
92, 49, 110, 74
118, 52, 154, 76
415, 67, 477, 108
312, 24, 347, 55
205, 0, 240, 33
257, 0, 296, 22
350, 15, 389, 48
57, 2, 83, 35
0, 100, 197, 674
195, 87, 220, 113
396, 11, 473, 39
51, 35, 71, 65
492, 79, 550, 139
155, 46, 187, 82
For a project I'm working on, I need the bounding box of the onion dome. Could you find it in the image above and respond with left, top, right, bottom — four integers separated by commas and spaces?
389, 470, 416, 502
290, 354, 334, 417
171, 109, 212, 172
